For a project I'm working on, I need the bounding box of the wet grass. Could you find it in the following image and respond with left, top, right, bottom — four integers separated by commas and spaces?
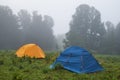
0, 50, 120, 80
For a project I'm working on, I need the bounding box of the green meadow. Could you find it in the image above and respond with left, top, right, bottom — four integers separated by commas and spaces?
0, 50, 120, 80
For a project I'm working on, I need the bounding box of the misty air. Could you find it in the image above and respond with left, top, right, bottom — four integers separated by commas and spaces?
0, 0, 120, 80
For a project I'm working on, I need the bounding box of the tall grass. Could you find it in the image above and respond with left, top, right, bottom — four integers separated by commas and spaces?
0, 50, 120, 80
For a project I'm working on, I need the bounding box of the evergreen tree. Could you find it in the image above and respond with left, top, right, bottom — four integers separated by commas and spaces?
64, 4, 106, 51
0, 5, 21, 49
100, 21, 116, 54
17, 9, 31, 44
115, 22, 120, 53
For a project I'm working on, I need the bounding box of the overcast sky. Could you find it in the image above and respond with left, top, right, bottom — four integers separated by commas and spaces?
0, 0, 120, 35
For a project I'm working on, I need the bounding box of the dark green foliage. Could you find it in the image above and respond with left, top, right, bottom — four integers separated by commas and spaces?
0, 50, 120, 80
115, 22, 120, 53
98, 21, 120, 54
99, 21, 116, 54
0, 5, 22, 49
0, 5, 56, 51
64, 4, 106, 51
64, 4, 120, 54
18, 10, 56, 51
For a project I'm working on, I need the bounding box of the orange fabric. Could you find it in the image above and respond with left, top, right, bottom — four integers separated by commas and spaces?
16, 44, 45, 58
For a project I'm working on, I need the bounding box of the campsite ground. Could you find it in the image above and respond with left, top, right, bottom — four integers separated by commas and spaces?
0, 50, 120, 80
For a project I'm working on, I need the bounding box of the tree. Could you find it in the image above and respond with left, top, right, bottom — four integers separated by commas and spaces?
22, 11, 56, 50
100, 21, 116, 54
64, 4, 106, 51
17, 10, 56, 50
17, 9, 31, 43
115, 22, 120, 53
42, 15, 56, 50
0, 5, 21, 49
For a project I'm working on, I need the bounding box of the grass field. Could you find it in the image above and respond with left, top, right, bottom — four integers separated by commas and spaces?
0, 50, 120, 80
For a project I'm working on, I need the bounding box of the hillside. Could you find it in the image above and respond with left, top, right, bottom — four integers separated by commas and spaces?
0, 50, 120, 80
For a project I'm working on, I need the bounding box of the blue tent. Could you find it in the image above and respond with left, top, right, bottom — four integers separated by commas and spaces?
50, 46, 103, 73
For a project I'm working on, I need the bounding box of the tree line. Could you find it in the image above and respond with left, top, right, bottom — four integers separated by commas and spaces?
0, 4, 120, 54
64, 4, 120, 54
0, 5, 56, 50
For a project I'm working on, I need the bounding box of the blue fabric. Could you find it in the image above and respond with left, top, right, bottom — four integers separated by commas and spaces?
50, 46, 104, 73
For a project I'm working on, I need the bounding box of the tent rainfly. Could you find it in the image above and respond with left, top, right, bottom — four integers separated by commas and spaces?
16, 43, 45, 58
50, 46, 103, 73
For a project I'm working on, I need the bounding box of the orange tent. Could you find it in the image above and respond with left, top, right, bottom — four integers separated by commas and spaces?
16, 43, 45, 58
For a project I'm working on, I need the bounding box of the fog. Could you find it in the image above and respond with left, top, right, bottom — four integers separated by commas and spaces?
0, 0, 120, 35
0, 0, 120, 53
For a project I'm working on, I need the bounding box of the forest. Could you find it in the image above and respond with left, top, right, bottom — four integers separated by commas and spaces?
0, 3, 120, 80
0, 4, 120, 54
